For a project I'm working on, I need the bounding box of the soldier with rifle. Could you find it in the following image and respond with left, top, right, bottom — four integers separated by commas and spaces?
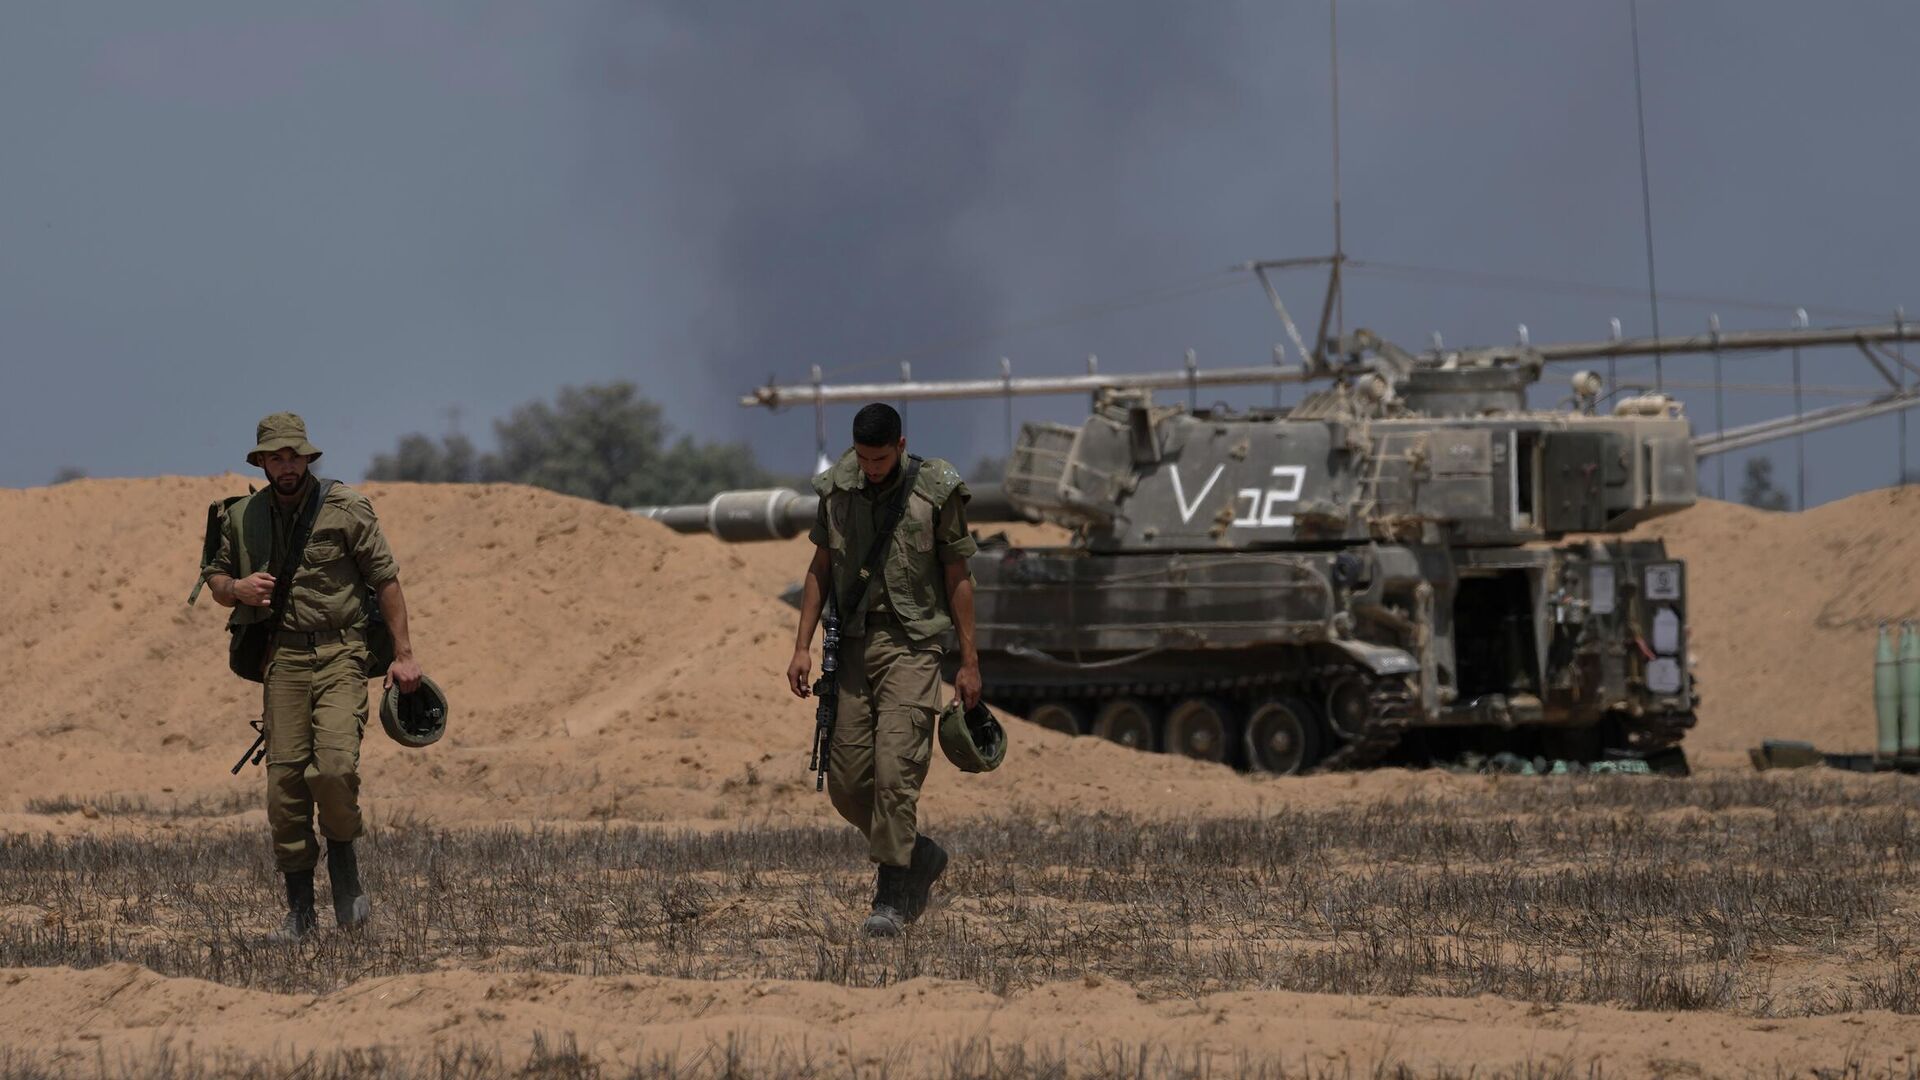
201, 413, 426, 940
786, 403, 981, 936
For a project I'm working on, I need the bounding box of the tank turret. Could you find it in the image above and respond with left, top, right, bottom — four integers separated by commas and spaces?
1002, 339, 1697, 552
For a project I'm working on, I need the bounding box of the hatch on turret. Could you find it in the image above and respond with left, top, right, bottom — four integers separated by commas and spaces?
1539, 433, 1609, 532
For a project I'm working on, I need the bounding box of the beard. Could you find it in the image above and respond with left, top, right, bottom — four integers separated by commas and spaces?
273, 471, 304, 494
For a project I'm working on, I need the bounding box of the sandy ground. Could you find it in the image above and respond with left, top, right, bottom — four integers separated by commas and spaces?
1633, 484, 1920, 754
0, 475, 1588, 834
5, 963, 1916, 1077
2, 476, 1916, 1075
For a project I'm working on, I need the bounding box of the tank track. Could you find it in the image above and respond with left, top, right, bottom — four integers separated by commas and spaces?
1615, 709, 1697, 753
1316, 672, 1419, 771
988, 658, 1419, 772
1607, 672, 1699, 756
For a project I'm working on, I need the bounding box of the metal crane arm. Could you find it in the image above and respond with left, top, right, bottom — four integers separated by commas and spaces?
1692, 389, 1920, 458
743, 322, 1920, 409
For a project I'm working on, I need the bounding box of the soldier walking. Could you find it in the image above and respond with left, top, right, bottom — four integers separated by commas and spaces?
786, 403, 982, 936
202, 413, 425, 939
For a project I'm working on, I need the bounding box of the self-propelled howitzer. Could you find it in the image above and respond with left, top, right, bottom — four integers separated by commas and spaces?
643, 319, 1920, 773
969, 339, 1698, 772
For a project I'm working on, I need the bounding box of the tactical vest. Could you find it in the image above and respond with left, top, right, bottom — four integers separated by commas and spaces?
813, 451, 966, 645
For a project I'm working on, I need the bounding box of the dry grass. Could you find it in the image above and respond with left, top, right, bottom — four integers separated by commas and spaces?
1, 773, 1916, 1021
3, 1037, 1918, 1080
23, 791, 256, 820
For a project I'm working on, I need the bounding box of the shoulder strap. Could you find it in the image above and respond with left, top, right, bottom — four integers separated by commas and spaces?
265, 479, 334, 633
837, 456, 922, 617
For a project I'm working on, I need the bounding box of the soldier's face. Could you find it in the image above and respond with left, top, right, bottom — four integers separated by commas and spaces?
261, 449, 311, 495
855, 439, 905, 485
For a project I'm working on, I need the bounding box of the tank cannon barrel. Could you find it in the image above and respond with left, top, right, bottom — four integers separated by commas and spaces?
632, 488, 816, 541
632, 483, 1031, 542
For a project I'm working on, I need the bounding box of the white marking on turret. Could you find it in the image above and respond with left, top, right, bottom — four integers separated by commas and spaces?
1169, 464, 1225, 524
1233, 466, 1308, 528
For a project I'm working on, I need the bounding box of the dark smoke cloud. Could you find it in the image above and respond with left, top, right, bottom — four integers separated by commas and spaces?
3, 3, 1918, 506
574, 3, 1252, 457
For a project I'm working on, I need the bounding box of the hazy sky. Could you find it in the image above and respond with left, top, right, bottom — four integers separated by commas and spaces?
4, 2, 1917, 506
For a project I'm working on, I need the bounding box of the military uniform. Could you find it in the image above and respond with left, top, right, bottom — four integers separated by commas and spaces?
203, 415, 401, 892
207, 475, 397, 871
809, 450, 976, 867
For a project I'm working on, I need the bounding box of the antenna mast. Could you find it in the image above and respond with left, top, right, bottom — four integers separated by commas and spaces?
1329, 0, 1345, 347
1630, 0, 1664, 390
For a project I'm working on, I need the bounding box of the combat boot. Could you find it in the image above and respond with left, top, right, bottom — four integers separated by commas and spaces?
270, 869, 318, 942
862, 864, 908, 938
902, 834, 949, 923
326, 840, 371, 929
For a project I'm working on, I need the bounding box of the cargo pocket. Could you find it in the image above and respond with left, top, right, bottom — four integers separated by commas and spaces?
903, 707, 934, 767
876, 707, 932, 769
872, 707, 928, 794
353, 645, 371, 739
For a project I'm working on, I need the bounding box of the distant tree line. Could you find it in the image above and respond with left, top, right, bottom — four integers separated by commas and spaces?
1737, 455, 1920, 510
1739, 456, 1791, 511
365, 383, 771, 506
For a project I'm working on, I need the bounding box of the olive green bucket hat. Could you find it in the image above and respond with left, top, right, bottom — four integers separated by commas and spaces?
246, 412, 323, 466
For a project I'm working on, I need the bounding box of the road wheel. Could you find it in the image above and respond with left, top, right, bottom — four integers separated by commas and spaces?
1243, 696, 1322, 775
1323, 677, 1373, 743
1092, 697, 1161, 753
1164, 697, 1240, 764
1026, 700, 1089, 737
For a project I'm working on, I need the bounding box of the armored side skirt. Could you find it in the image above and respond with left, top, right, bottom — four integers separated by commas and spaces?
974, 548, 1342, 654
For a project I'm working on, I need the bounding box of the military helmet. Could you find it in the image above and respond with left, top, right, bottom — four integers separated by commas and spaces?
938, 700, 1007, 773
379, 676, 449, 748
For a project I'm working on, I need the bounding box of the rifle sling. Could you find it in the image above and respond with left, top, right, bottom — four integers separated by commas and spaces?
265, 479, 334, 639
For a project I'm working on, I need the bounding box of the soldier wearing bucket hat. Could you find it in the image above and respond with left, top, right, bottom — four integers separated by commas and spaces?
202, 412, 428, 940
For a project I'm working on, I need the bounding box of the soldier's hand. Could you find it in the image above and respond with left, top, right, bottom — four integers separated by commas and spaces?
233, 572, 276, 607
385, 656, 424, 694
954, 661, 983, 710
787, 649, 813, 699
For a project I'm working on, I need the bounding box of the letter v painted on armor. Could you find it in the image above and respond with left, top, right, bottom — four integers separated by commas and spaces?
1169, 463, 1225, 524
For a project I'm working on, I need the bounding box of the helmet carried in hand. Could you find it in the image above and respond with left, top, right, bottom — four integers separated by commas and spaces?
938, 700, 1007, 773
380, 676, 449, 749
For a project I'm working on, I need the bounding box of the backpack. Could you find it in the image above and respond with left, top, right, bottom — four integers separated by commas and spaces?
187, 490, 253, 607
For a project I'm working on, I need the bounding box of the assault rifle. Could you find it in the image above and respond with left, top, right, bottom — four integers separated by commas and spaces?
808, 597, 841, 792
231, 718, 267, 775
